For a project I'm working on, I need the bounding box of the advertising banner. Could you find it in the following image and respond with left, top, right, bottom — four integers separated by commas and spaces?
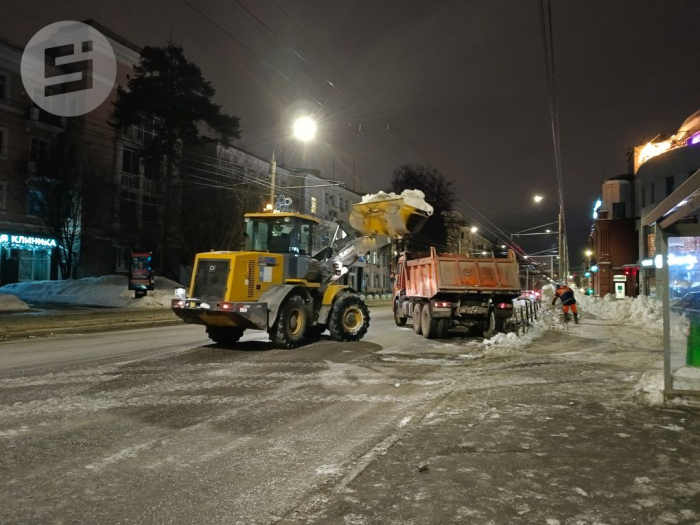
129, 252, 154, 291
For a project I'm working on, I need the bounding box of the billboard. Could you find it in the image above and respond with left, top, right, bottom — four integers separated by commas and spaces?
129, 251, 154, 291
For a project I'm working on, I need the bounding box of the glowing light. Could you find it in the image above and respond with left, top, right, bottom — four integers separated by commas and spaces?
591, 264, 599, 272
546, 229, 551, 233
592, 199, 602, 219
482, 251, 488, 255
641, 258, 654, 268
654, 254, 663, 269
470, 226, 478, 233
585, 250, 593, 257
668, 253, 698, 270
534, 195, 543, 203
293, 116, 316, 141
690, 132, 700, 146
265, 203, 273, 211
500, 245, 506, 249
0, 233, 57, 250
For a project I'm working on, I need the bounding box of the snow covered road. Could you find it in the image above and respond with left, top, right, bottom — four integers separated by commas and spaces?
0, 307, 698, 524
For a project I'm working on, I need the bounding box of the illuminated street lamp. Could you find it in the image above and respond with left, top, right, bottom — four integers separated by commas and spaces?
534, 195, 543, 203
470, 226, 478, 233
585, 249, 593, 257
293, 116, 317, 141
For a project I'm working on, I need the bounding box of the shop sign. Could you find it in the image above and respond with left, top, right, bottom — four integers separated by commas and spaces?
613, 275, 627, 282
0, 233, 57, 248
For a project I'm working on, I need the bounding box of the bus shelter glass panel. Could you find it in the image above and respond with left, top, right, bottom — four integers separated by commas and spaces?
668, 236, 700, 394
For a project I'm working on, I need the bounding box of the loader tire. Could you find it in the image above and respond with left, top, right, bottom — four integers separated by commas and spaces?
206, 326, 244, 346
271, 295, 308, 349
413, 303, 423, 334
394, 301, 407, 326
329, 295, 370, 342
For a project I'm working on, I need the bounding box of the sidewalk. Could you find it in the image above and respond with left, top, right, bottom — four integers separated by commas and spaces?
284, 319, 700, 525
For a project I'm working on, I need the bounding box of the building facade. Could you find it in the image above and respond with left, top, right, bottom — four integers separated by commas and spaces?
587, 176, 639, 298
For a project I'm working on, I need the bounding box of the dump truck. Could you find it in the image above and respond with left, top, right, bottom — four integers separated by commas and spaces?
172, 196, 430, 348
393, 247, 521, 338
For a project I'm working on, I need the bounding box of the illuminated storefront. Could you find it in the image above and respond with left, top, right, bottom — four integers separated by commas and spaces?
0, 233, 58, 285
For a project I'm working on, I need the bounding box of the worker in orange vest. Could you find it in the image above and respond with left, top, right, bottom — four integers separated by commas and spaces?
552, 284, 578, 323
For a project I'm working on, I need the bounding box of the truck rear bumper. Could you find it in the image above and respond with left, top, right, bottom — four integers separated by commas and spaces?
172, 299, 268, 330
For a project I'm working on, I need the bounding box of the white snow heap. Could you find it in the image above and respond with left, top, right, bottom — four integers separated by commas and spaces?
0, 292, 30, 312
0, 275, 184, 309
360, 189, 434, 216
575, 290, 670, 330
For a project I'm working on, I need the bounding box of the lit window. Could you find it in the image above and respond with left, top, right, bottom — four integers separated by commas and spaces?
310, 196, 317, 214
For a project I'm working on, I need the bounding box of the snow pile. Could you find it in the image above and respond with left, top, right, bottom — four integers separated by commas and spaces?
360, 189, 434, 216
0, 275, 183, 309
633, 370, 665, 405
0, 292, 30, 312
575, 291, 674, 331
482, 302, 565, 352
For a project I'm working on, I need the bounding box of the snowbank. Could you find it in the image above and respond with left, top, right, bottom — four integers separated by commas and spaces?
0, 292, 30, 312
0, 275, 183, 309
360, 189, 434, 216
482, 301, 566, 352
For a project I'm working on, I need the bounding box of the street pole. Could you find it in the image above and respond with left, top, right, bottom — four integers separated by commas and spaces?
558, 213, 563, 281
269, 150, 277, 209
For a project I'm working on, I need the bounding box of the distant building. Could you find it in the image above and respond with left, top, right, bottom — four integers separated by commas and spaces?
587, 175, 639, 298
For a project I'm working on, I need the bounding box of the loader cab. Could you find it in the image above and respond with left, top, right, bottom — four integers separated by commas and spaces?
244, 213, 319, 255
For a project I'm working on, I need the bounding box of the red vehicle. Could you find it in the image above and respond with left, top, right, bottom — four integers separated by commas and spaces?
393, 247, 521, 338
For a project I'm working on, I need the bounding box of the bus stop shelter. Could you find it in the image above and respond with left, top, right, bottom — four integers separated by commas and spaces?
642, 168, 700, 402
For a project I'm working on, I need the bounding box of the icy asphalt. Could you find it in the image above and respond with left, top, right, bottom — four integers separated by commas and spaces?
0, 308, 698, 524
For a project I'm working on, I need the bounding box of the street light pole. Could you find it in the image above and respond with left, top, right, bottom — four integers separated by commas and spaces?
558, 213, 563, 281
269, 150, 277, 208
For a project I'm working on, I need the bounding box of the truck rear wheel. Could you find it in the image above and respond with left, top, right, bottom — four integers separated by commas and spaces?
329, 294, 370, 341
437, 319, 449, 339
271, 295, 308, 349
483, 311, 505, 339
421, 305, 438, 339
394, 301, 407, 326
413, 303, 423, 334
206, 326, 245, 346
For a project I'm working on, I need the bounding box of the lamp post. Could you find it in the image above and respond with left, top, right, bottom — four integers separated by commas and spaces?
270, 116, 317, 208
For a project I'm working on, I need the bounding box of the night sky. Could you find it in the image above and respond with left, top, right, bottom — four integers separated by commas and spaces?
3, 0, 700, 264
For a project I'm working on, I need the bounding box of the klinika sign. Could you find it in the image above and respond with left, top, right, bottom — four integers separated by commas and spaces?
0, 233, 57, 248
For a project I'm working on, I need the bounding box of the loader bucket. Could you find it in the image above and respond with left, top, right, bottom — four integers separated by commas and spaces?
349, 198, 430, 239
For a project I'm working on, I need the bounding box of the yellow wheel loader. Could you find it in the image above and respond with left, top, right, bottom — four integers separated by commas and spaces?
172, 198, 429, 348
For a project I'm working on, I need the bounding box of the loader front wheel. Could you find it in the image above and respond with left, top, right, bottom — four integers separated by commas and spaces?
271, 295, 308, 349
206, 326, 245, 346
329, 295, 370, 342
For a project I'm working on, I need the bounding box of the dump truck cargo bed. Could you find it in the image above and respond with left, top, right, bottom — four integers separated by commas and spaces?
405, 247, 521, 298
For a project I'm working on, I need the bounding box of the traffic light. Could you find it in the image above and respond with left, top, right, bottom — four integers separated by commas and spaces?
584, 271, 591, 278
590, 264, 599, 273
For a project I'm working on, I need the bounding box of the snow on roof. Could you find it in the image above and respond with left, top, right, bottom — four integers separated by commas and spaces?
360, 189, 434, 216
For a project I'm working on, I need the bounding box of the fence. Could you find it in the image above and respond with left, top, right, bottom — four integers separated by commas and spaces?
508, 300, 543, 335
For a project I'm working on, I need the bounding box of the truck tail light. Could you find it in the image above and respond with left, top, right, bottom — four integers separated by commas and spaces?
433, 301, 451, 308
221, 302, 233, 310
172, 299, 186, 308
497, 303, 513, 309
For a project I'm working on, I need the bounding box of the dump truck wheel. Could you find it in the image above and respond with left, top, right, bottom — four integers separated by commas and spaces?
413, 303, 423, 334
421, 305, 438, 339
437, 319, 449, 339
329, 295, 370, 341
483, 311, 505, 339
206, 326, 245, 346
271, 295, 308, 348
394, 301, 407, 326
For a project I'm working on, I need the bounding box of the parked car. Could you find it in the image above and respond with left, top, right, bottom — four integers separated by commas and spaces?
675, 291, 700, 311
